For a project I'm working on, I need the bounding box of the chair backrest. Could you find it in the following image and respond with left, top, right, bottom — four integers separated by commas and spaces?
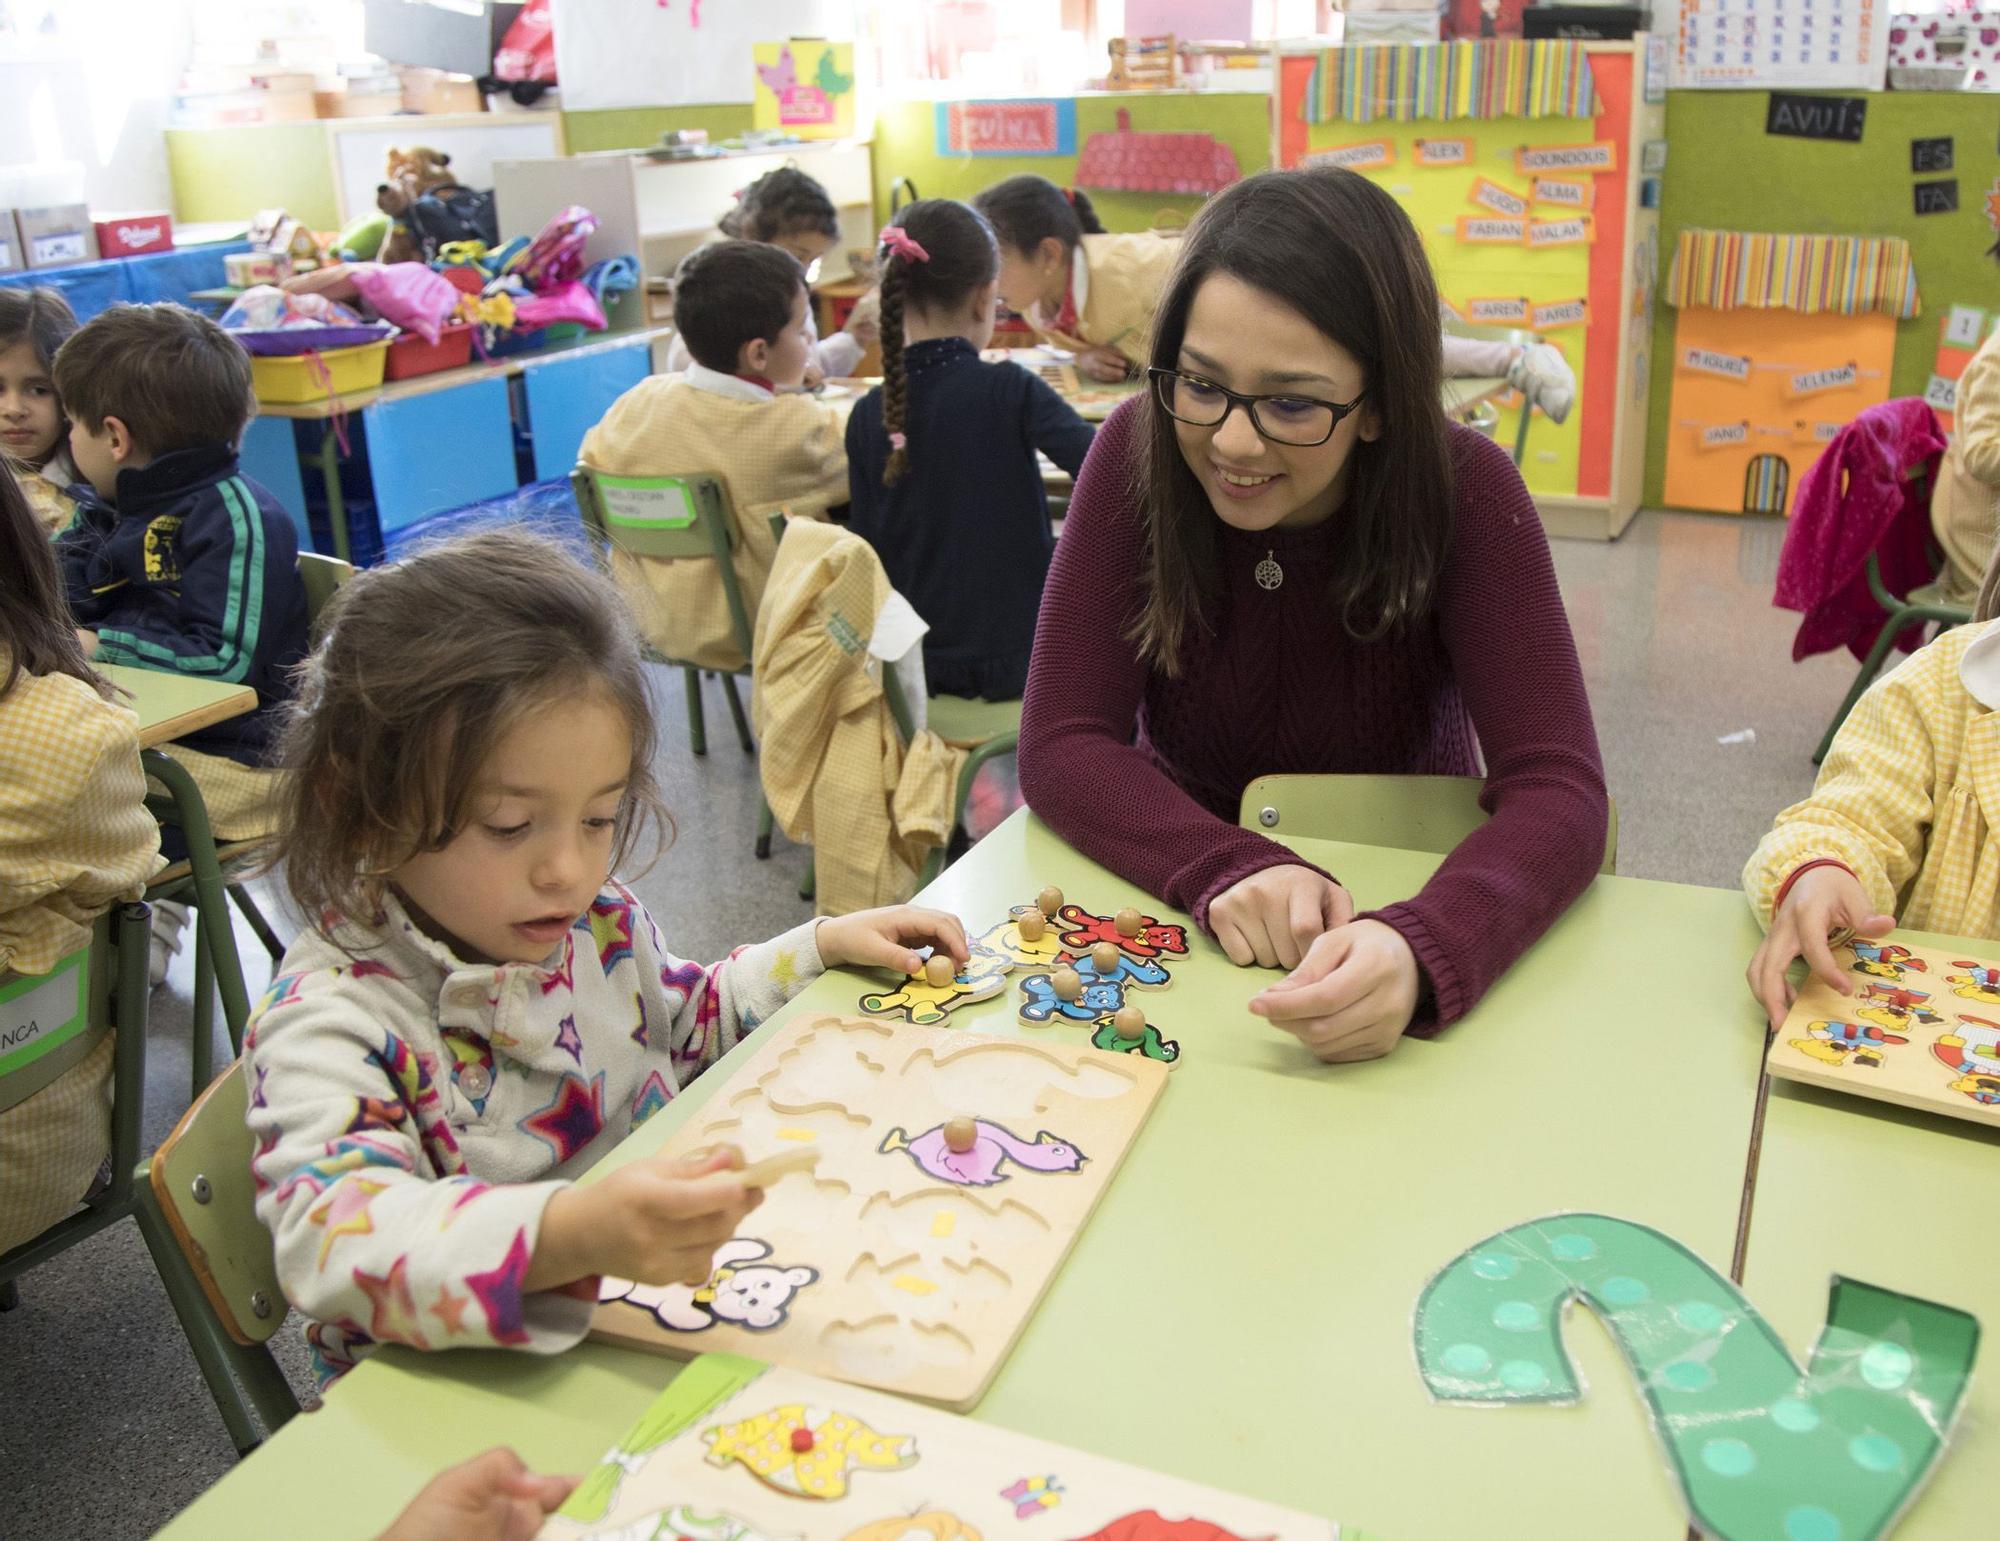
296, 552, 355, 629
1239, 773, 1619, 877
573, 465, 755, 661
145, 1058, 289, 1347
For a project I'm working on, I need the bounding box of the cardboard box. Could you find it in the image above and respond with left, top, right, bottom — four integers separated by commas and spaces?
15, 204, 97, 269
93, 211, 174, 259
0, 211, 23, 275
400, 67, 484, 115
225, 250, 290, 287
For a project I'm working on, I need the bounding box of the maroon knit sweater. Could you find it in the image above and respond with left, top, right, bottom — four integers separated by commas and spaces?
1017, 398, 1607, 1033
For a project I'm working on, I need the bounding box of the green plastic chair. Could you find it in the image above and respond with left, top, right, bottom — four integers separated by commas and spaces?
1238, 773, 1619, 877
1441, 321, 1535, 468
134, 1058, 300, 1454
0, 904, 152, 1309
1811, 549, 1970, 765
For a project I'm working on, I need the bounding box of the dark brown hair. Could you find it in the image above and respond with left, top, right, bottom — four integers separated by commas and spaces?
0, 465, 106, 701
973, 176, 1106, 258
721, 166, 840, 243
876, 199, 1000, 485
270, 529, 669, 926
1132, 167, 1455, 671
52, 302, 254, 455
0, 287, 79, 466
672, 240, 805, 373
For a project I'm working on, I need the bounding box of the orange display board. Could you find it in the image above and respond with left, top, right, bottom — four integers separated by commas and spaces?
1662, 307, 1896, 516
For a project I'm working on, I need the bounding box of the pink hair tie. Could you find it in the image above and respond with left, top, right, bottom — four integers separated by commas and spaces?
879, 225, 930, 264
888, 431, 908, 451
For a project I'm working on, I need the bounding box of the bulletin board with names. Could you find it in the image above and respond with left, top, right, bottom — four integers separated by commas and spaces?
1670, 0, 1888, 91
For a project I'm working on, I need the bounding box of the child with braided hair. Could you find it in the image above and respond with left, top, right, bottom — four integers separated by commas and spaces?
845, 200, 1094, 702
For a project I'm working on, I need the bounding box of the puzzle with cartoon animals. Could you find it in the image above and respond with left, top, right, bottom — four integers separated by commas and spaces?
538, 1353, 1345, 1537
590, 1013, 1169, 1409
1765, 936, 2000, 1127
855, 893, 1190, 1068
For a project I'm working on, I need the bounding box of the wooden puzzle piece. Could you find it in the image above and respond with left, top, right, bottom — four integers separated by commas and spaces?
599, 1237, 820, 1334
1932, 1014, 2000, 1106
879, 1119, 1087, 1187
1053, 947, 1173, 992
858, 957, 1009, 1025
1944, 961, 2000, 1004
1787, 1019, 1907, 1069
702, 1404, 915, 1499
1853, 983, 1944, 1031
1847, 941, 1927, 982
1091, 1013, 1180, 1065
972, 907, 1069, 970
999, 1476, 1065, 1517
1019, 970, 1127, 1025
1054, 903, 1189, 961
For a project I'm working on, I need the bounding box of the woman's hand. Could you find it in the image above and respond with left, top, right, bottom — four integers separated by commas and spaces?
377, 1448, 577, 1541
817, 905, 971, 976
1250, 919, 1421, 1062
1076, 347, 1130, 384
526, 1145, 759, 1292
1208, 865, 1352, 969
1746, 865, 1894, 1029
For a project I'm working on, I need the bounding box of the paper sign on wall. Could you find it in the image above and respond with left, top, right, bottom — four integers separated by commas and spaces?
935, 99, 1076, 156
1926, 374, 1960, 414
1514, 141, 1618, 176
1526, 216, 1595, 248
1681, 346, 1753, 381
1466, 295, 1531, 324
1305, 140, 1395, 171
1790, 362, 1860, 398
1700, 421, 1751, 450
1915, 179, 1960, 216
1533, 297, 1589, 331
752, 40, 855, 139
1912, 136, 1955, 174
1946, 304, 1987, 349
1468, 176, 1530, 218
1764, 93, 1867, 144
1457, 216, 1527, 245
1415, 137, 1473, 167
1532, 176, 1595, 211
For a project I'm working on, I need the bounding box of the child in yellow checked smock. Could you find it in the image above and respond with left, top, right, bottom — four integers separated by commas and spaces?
0, 471, 161, 1254
242, 529, 967, 1385
1745, 550, 2000, 1026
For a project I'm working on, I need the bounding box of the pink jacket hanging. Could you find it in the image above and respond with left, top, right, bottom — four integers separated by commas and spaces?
1775, 397, 1949, 662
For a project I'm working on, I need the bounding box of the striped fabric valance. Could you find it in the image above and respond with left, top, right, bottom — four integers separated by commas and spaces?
1665, 229, 1922, 319
1299, 40, 1597, 124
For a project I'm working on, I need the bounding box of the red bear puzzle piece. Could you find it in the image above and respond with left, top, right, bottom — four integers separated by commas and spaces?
1054, 904, 1189, 960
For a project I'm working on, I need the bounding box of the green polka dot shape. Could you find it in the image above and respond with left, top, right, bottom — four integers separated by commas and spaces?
1414, 1214, 1978, 1541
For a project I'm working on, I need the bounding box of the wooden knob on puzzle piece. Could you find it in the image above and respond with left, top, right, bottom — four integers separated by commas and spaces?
1053, 966, 1083, 1001
1114, 1004, 1145, 1039
1090, 941, 1120, 973
1115, 907, 1143, 938
924, 953, 956, 987
943, 1116, 978, 1153
1037, 885, 1064, 918
1017, 908, 1047, 942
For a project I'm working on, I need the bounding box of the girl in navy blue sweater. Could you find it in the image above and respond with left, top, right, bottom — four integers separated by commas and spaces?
846, 200, 1094, 701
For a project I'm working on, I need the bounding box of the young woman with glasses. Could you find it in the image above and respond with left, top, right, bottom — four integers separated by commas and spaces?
1016, 167, 1608, 1062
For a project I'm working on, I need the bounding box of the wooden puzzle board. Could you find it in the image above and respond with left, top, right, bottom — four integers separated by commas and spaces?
590, 1014, 1169, 1409
1766, 936, 2000, 1129
542, 1353, 1341, 1537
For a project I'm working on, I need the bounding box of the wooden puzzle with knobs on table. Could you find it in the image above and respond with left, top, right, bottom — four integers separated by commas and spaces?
541, 1353, 1343, 1535
1766, 935, 2000, 1126
591, 1012, 1169, 1409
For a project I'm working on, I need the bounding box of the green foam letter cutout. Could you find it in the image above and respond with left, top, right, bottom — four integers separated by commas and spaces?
1415, 1214, 1978, 1541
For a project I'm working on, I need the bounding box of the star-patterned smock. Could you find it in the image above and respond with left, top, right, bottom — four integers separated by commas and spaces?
243, 883, 823, 1384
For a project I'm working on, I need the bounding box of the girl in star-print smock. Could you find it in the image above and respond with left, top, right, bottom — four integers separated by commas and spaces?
243, 530, 968, 1385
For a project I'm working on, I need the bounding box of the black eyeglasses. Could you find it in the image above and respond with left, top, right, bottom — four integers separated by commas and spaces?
1148, 367, 1367, 448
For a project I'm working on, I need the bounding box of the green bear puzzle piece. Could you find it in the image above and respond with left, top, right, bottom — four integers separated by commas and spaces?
1089, 1016, 1179, 1065
1415, 1214, 1979, 1541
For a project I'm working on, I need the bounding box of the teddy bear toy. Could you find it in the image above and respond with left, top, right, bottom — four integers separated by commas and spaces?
376, 146, 498, 264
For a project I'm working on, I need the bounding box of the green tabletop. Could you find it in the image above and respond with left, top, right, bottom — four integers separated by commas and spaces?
159, 810, 1769, 1539
1740, 921, 2000, 1540
98, 663, 257, 749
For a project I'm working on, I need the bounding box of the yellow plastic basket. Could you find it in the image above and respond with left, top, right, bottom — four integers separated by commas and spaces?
249, 340, 390, 405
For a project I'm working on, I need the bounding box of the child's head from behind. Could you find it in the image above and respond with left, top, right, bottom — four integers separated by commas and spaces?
673, 240, 812, 386
0, 287, 79, 472
876, 199, 1000, 484
275, 530, 667, 966
972, 176, 1104, 317
1133, 167, 1452, 669
53, 302, 254, 499
720, 166, 841, 273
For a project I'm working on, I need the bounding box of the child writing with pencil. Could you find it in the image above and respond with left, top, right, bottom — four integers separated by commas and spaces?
244, 530, 967, 1383
1745, 547, 2000, 1025
846, 200, 1094, 701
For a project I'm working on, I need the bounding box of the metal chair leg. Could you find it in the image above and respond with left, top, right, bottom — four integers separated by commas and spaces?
192, 925, 217, 1098
228, 883, 286, 964
1813, 606, 1929, 764
755, 795, 774, 861
0, 1279, 18, 1311
683, 667, 707, 756
799, 860, 816, 904
719, 672, 755, 754
134, 1183, 268, 1454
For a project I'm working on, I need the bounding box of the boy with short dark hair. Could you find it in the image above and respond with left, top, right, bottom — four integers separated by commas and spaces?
581, 240, 847, 671
54, 302, 308, 977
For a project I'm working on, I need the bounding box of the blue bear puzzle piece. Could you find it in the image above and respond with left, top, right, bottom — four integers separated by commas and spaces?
1019, 973, 1126, 1023
1076, 953, 1170, 989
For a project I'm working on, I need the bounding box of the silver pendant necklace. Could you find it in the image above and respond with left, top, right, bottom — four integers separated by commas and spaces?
1254, 549, 1284, 591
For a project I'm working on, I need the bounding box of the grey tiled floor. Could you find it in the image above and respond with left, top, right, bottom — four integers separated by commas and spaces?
0, 510, 1866, 1538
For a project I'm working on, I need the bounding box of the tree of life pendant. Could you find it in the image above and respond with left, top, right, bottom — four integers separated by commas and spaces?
1254, 549, 1284, 591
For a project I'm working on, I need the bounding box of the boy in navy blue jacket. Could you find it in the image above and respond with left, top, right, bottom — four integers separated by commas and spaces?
54, 302, 308, 977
